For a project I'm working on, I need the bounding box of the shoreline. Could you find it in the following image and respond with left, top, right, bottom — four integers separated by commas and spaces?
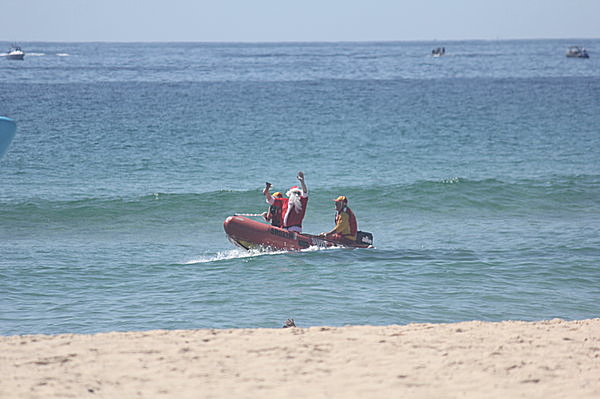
2, 318, 599, 398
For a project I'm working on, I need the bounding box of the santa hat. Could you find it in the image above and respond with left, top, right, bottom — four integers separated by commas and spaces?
287, 185, 302, 196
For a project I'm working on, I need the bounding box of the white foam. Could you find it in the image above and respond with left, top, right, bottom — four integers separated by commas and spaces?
183, 248, 287, 264
182, 242, 344, 264
302, 244, 340, 252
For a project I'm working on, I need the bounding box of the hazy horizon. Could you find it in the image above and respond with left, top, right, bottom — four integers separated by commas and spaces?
4, 0, 600, 43
3, 37, 599, 45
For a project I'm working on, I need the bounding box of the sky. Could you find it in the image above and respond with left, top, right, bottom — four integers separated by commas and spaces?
3, 0, 600, 42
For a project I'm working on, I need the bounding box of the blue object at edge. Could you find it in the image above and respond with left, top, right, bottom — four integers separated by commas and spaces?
0, 116, 17, 160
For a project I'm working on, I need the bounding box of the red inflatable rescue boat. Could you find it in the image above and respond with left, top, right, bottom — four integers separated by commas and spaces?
223, 216, 373, 251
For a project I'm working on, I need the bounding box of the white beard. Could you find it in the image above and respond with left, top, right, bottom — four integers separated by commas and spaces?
286, 191, 303, 213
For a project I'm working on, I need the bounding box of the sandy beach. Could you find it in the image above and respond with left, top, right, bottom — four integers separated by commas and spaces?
1, 318, 599, 398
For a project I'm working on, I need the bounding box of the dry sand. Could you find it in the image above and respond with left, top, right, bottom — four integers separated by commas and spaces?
1, 318, 599, 398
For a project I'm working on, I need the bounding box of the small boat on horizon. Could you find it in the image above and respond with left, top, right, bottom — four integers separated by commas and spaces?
432, 47, 445, 57
6, 44, 25, 60
565, 46, 589, 58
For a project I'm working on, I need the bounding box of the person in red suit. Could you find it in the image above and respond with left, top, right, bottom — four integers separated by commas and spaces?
263, 171, 309, 233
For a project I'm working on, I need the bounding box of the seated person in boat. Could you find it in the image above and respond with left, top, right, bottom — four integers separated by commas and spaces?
320, 195, 358, 242
264, 171, 309, 233
262, 185, 284, 227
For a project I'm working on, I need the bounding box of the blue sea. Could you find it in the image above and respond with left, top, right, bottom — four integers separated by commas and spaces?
1, 40, 599, 335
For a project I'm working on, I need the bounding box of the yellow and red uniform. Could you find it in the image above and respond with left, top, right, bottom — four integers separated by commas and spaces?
331, 206, 357, 241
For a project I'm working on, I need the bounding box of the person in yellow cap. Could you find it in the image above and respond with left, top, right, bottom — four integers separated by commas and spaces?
262, 184, 284, 227
320, 195, 358, 242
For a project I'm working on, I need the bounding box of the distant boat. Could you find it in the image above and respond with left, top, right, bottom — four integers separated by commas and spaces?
0, 116, 17, 160
6, 44, 25, 60
432, 47, 445, 57
565, 46, 589, 58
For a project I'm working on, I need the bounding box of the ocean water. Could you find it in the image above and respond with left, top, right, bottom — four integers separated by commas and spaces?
1, 40, 599, 335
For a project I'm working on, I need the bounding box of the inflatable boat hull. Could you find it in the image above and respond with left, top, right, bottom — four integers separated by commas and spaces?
223, 216, 372, 251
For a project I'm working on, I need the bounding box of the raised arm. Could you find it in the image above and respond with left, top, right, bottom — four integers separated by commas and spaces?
263, 182, 274, 204
297, 171, 308, 195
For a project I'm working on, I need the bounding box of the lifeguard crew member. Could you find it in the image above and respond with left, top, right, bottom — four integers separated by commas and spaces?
264, 171, 309, 233
262, 184, 284, 227
320, 195, 357, 242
